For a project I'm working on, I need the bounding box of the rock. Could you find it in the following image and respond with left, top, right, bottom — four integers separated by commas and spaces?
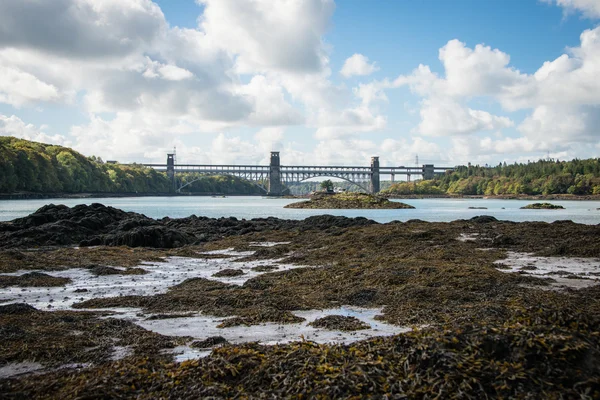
345, 289, 378, 306
0, 272, 71, 288
309, 315, 371, 331
299, 215, 377, 230
0, 303, 38, 315
492, 235, 518, 246
101, 225, 194, 248
470, 216, 498, 223
213, 269, 245, 277
1, 203, 385, 250
285, 193, 415, 210
520, 203, 565, 210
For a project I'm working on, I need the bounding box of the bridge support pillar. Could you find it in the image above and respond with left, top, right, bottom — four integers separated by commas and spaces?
268, 151, 283, 196
166, 153, 176, 192
370, 156, 380, 194
422, 164, 435, 180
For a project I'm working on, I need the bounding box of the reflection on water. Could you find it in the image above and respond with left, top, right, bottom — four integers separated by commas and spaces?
1, 196, 600, 224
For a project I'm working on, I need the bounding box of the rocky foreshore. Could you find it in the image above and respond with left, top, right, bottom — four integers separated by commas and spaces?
0, 203, 375, 249
1, 204, 600, 398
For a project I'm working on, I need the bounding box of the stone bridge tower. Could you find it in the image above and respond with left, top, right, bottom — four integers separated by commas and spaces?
422, 164, 435, 180
267, 151, 283, 196
370, 156, 380, 194
166, 153, 176, 192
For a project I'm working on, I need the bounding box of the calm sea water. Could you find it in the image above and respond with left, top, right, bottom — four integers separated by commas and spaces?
1, 196, 599, 224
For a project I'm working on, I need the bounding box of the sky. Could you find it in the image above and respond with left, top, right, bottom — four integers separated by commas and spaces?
0, 0, 599, 167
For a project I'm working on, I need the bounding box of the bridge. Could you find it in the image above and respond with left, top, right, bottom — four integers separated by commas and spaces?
142, 152, 455, 195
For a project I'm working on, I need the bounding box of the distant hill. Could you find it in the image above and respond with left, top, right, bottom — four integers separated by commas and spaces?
383, 159, 600, 196
0, 137, 262, 195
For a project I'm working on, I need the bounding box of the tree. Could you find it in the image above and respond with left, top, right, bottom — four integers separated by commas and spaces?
320, 179, 334, 192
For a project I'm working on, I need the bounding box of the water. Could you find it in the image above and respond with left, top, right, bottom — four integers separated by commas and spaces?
0, 196, 599, 224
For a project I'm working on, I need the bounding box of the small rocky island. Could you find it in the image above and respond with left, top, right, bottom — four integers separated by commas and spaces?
520, 202, 565, 210
285, 192, 415, 209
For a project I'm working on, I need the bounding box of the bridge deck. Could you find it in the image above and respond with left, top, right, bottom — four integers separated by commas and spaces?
143, 164, 454, 175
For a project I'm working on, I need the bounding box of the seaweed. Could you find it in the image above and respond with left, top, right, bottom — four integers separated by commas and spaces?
0, 272, 71, 288
0, 304, 188, 368
3, 306, 599, 398
309, 315, 370, 331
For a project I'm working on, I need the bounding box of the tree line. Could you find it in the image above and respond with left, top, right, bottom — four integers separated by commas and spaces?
4, 137, 599, 196
383, 159, 600, 196
0, 137, 262, 194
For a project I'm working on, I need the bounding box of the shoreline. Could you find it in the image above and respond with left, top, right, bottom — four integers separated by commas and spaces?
384, 193, 600, 201
2, 191, 600, 201
0, 192, 268, 201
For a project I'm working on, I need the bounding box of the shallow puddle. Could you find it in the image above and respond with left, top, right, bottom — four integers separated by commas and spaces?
248, 242, 291, 247
0, 249, 305, 310
0, 248, 410, 364
0, 362, 44, 379
125, 306, 410, 361
494, 251, 600, 288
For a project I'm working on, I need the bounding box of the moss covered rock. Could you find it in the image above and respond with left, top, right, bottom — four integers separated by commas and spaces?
285, 192, 414, 209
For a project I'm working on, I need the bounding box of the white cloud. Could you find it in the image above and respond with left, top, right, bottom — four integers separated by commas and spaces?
314, 106, 386, 139
416, 98, 513, 136
254, 127, 285, 150
143, 59, 194, 81
544, 0, 600, 19
340, 54, 379, 78
1, 0, 597, 167
366, 26, 600, 155
0, 114, 69, 145
69, 112, 202, 162
0, 64, 61, 107
518, 105, 600, 142
240, 76, 304, 126
198, 0, 335, 74
381, 137, 444, 165
0, 0, 166, 59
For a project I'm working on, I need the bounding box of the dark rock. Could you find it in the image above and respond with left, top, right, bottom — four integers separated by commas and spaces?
345, 289, 378, 306
0, 272, 71, 288
492, 235, 518, 246
213, 269, 245, 277
470, 216, 498, 223
0, 303, 38, 315
309, 315, 370, 331
1, 203, 381, 250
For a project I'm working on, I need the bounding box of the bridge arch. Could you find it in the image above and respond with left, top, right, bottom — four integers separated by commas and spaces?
285, 173, 371, 193
176, 172, 268, 194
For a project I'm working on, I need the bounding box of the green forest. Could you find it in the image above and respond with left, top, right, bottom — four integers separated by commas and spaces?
0, 137, 262, 194
383, 159, 600, 196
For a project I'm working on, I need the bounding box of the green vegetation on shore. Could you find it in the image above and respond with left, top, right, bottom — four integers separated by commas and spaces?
0, 137, 262, 195
384, 158, 600, 196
